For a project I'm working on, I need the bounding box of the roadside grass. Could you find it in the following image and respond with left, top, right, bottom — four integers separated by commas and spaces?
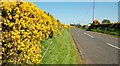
80, 27, 88, 31
80, 28, 120, 38
40, 28, 84, 64
91, 29, 120, 38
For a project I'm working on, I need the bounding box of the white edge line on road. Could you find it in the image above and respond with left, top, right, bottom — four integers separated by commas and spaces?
84, 32, 94, 38
106, 43, 120, 50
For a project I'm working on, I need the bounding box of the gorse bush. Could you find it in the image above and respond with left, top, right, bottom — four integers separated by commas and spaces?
2, 2, 61, 64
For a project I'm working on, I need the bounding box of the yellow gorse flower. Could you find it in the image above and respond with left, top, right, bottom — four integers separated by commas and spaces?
2, 1, 62, 64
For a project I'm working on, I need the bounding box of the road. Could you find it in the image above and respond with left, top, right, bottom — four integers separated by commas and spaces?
70, 28, 119, 64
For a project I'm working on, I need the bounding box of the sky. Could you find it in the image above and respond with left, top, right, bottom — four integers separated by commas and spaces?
33, 2, 118, 25
27, 0, 119, 2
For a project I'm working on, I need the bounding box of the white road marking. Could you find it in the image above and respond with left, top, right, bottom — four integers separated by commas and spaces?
84, 32, 94, 38
106, 43, 120, 49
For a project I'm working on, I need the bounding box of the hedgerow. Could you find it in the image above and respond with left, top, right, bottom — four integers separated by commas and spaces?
1, 2, 62, 64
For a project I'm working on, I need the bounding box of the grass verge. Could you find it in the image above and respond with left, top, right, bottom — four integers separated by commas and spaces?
40, 29, 84, 64
80, 28, 120, 38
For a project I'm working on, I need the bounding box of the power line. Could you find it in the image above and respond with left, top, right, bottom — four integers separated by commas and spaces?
80, 2, 93, 24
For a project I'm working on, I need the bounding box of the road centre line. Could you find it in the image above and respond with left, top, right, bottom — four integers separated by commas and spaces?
106, 43, 120, 50
84, 32, 94, 38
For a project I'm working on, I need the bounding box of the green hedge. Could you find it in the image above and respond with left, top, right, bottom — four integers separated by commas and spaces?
88, 23, 120, 36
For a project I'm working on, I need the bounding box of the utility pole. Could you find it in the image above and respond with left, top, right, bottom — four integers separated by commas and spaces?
93, 0, 95, 22
79, 20, 80, 24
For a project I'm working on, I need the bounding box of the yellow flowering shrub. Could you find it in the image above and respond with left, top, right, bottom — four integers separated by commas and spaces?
1, 2, 61, 64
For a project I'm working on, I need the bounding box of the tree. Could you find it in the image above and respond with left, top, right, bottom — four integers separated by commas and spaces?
76, 23, 82, 28
102, 19, 111, 24
92, 20, 100, 25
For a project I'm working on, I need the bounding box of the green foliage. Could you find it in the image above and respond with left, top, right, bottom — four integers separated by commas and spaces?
40, 29, 84, 64
102, 19, 111, 24
88, 22, 120, 36
70, 23, 82, 28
